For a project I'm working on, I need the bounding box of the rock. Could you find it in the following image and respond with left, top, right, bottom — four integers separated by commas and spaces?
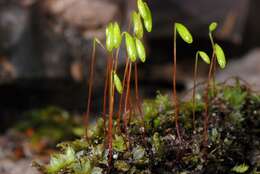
0, 159, 40, 174
149, 0, 250, 43
217, 48, 260, 90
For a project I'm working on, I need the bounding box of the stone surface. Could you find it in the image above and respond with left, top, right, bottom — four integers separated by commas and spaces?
0, 159, 39, 174
217, 48, 260, 90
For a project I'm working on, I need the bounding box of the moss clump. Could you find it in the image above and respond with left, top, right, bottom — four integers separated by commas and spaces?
13, 106, 84, 145
34, 83, 260, 174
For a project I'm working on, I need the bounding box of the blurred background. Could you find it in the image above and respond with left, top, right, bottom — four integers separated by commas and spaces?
0, 0, 260, 173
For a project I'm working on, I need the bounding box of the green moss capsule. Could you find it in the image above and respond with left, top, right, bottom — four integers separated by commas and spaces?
137, 0, 147, 19
135, 38, 146, 62
132, 12, 144, 39
175, 23, 193, 44
113, 71, 123, 94
198, 51, 210, 64
125, 32, 137, 62
214, 43, 226, 69
209, 22, 218, 32
143, 3, 152, 32
106, 23, 114, 52
113, 22, 122, 49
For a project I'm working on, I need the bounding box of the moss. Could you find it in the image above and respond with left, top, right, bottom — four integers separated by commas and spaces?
34, 84, 260, 174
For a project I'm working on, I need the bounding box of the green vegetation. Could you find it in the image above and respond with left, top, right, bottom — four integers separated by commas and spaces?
34, 83, 260, 173
34, 0, 260, 173
14, 106, 83, 144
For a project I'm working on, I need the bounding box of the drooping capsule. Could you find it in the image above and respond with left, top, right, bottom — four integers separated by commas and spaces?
113, 22, 122, 49
113, 71, 123, 94
198, 51, 210, 64
143, 3, 152, 32
132, 12, 144, 38
137, 0, 147, 19
135, 38, 146, 62
125, 32, 137, 62
209, 22, 218, 32
106, 23, 114, 52
214, 43, 226, 69
175, 23, 193, 44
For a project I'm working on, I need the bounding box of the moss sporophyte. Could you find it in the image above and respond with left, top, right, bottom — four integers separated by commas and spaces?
33, 0, 260, 174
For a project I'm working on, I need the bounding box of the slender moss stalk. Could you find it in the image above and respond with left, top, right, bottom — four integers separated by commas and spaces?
107, 55, 115, 163
192, 52, 199, 129
85, 39, 105, 139
124, 62, 132, 131
203, 52, 214, 147
192, 51, 210, 130
134, 63, 143, 115
102, 57, 109, 125
173, 25, 181, 141
208, 32, 216, 95
117, 59, 130, 130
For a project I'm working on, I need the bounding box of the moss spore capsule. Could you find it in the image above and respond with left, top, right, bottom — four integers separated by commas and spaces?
198, 51, 210, 64
135, 38, 146, 62
137, 0, 147, 19
175, 23, 193, 44
132, 12, 144, 38
113, 22, 122, 49
106, 23, 114, 52
125, 32, 137, 62
113, 71, 123, 94
209, 22, 218, 32
143, 3, 152, 32
214, 43, 226, 69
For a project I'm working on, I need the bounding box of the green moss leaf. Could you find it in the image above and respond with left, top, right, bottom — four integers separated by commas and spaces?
175, 23, 193, 44
114, 161, 130, 172
231, 163, 249, 173
133, 146, 145, 160
91, 167, 103, 174
113, 135, 127, 152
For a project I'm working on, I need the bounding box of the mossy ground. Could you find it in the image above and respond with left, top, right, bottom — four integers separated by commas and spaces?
34, 82, 260, 174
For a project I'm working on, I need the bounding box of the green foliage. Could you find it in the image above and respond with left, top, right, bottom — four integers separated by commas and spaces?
114, 161, 130, 172
223, 86, 247, 109
36, 85, 260, 174
231, 163, 249, 173
14, 106, 83, 144
46, 147, 76, 173
113, 134, 127, 152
